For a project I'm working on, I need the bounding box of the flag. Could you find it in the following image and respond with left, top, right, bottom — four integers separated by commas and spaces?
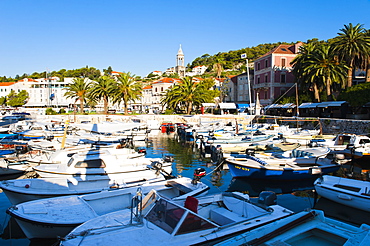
241, 53, 247, 59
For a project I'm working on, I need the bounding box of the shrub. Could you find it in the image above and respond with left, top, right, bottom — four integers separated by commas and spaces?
45, 108, 57, 115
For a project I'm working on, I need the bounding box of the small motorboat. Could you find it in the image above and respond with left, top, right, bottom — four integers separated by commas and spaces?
225, 148, 342, 180
59, 191, 293, 245
7, 173, 210, 239
31, 147, 172, 181
314, 175, 370, 212
213, 209, 370, 246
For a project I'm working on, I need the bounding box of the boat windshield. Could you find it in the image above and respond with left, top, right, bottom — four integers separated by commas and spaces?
145, 198, 216, 235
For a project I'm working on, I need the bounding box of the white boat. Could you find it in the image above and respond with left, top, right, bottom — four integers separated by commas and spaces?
0, 158, 32, 176
32, 148, 173, 181
7, 176, 210, 239
213, 209, 370, 246
314, 175, 370, 212
25, 142, 144, 165
309, 133, 370, 160
59, 191, 293, 246
0, 175, 167, 205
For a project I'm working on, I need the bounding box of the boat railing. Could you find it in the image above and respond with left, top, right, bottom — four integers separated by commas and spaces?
130, 188, 143, 225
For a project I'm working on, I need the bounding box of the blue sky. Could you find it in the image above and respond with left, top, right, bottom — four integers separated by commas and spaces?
1, 0, 370, 79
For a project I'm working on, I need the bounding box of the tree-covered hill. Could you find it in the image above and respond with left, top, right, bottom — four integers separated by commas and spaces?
189, 42, 294, 70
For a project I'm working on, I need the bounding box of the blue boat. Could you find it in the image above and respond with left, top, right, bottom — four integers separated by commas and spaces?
226, 152, 341, 180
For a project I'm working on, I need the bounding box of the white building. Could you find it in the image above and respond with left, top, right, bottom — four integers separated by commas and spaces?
0, 77, 76, 108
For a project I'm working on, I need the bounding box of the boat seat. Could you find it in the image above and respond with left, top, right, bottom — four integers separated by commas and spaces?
210, 207, 243, 226
291, 149, 314, 158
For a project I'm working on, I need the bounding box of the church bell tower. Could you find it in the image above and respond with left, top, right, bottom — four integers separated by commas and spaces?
175, 45, 186, 77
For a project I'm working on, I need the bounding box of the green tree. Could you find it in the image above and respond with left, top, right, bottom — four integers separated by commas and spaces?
89, 76, 116, 114
161, 77, 218, 114
6, 90, 29, 107
113, 72, 142, 115
332, 23, 370, 88
64, 77, 92, 113
292, 41, 324, 102
304, 43, 348, 100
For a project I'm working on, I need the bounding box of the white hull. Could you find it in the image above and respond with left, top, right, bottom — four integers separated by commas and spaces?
7, 177, 209, 239
314, 175, 370, 212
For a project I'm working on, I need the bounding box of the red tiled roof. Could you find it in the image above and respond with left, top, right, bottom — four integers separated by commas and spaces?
143, 85, 152, 89
0, 82, 16, 86
258, 44, 297, 59
153, 77, 179, 84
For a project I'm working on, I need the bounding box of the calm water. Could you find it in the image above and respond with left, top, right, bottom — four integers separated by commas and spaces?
0, 130, 369, 245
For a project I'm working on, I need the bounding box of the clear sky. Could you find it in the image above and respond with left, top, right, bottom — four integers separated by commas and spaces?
1, 0, 370, 79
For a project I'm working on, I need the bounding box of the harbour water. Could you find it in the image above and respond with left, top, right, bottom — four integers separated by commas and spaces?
0, 130, 369, 245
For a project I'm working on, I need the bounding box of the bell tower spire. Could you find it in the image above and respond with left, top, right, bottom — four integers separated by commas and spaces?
176, 44, 185, 77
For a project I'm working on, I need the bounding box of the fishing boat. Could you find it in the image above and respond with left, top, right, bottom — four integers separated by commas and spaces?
213, 209, 370, 246
225, 147, 342, 180
314, 175, 370, 212
7, 175, 210, 239
59, 191, 293, 245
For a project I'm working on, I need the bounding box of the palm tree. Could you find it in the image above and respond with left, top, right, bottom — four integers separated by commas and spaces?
332, 23, 370, 88
161, 77, 217, 114
64, 77, 92, 113
213, 58, 224, 79
304, 43, 348, 100
113, 72, 142, 115
89, 75, 116, 114
291, 42, 322, 102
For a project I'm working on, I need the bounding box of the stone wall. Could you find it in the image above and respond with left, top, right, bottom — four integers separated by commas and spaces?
319, 118, 370, 135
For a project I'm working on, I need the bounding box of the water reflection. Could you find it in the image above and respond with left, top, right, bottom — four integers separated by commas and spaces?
314, 197, 370, 226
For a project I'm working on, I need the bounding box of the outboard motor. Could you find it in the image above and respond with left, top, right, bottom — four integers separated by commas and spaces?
15, 145, 27, 155
163, 155, 174, 163
245, 148, 255, 156
45, 135, 54, 141
191, 167, 206, 185
138, 148, 147, 154
258, 191, 277, 206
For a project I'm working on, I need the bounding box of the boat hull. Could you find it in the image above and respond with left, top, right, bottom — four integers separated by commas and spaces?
227, 160, 340, 180
314, 175, 370, 212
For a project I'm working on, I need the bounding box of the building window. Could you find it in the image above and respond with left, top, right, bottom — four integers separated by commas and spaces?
265, 74, 268, 83
257, 77, 260, 84
257, 63, 260, 70
281, 58, 286, 67
161, 87, 163, 92
281, 89, 286, 96
281, 74, 286, 83
264, 91, 268, 99
265, 59, 268, 68
155, 88, 157, 92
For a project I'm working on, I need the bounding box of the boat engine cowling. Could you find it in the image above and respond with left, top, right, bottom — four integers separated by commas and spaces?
258, 191, 277, 206
192, 167, 206, 185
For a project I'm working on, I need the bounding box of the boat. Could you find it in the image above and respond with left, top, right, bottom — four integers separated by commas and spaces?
7, 175, 210, 239
0, 174, 167, 205
32, 148, 173, 181
59, 190, 293, 245
309, 133, 370, 160
225, 147, 342, 180
314, 175, 370, 212
213, 209, 370, 246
